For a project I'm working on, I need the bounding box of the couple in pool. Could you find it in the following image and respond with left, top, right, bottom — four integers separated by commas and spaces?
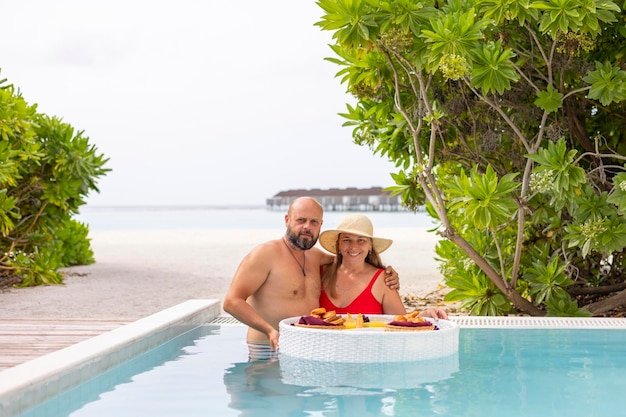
222, 197, 447, 358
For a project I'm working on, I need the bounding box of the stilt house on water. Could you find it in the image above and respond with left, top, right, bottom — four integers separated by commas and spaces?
266, 187, 406, 212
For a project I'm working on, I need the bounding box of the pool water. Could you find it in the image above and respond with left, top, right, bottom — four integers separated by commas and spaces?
18, 324, 626, 417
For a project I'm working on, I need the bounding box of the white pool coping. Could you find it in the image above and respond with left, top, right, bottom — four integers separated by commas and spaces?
2, 304, 626, 416
0, 299, 221, 417
451, 315, 626, 328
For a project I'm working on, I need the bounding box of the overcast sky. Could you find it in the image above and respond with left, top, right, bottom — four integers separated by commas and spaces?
0, 1, 399, 207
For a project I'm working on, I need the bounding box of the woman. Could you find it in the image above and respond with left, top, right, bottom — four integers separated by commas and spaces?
318, 214, 406, 315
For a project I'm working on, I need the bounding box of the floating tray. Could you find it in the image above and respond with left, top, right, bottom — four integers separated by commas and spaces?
278, 315, 459, 363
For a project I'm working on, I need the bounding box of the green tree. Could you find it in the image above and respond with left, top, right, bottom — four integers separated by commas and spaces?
317, 0, 626, 316
0, 73, 110, 286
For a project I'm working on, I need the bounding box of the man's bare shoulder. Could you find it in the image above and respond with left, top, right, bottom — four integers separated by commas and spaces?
250, 238, 283, 254
240, 238, 284, 264
231, 239, 284, 285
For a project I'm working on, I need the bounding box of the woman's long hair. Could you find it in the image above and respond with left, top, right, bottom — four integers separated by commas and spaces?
322, 234, 385, 298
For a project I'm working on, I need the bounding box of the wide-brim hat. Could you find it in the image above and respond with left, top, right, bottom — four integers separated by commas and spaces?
319, 214, 393, 254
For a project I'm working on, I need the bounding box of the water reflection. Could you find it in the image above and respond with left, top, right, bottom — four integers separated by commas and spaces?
223, 353, 459, 416
224, 359, 330, 417
280, 353, 459, 390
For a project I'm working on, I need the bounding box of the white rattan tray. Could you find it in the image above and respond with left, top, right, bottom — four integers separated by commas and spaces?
278, 315, 459, 363
280, 353, 459, 390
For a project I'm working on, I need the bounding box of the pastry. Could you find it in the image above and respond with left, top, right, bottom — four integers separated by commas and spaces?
385, 311, 437, 331
294, 308, 345, 329
310, 307, 327, 316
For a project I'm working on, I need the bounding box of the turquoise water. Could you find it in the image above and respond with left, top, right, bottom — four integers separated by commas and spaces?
75, 206, 436, 231
19, 325, 626, 417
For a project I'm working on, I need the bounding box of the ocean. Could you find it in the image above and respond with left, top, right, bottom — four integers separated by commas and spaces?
75, 206, 437, 231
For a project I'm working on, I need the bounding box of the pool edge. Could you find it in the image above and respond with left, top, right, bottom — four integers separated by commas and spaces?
451, 315, 626, 328
0, 299, 221, 417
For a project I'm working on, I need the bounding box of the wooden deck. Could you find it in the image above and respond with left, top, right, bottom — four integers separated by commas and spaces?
0, 319, 129, 371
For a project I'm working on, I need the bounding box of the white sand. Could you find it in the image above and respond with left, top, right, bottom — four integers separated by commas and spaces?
0, 228, 445, 320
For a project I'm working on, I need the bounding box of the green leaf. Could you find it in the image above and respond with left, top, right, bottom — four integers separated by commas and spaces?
476, 0, 539, 25
530, 0, 585, 37
0, 189, 18, 235
316, 0, 380, 47
420, 7, 491, 71
545, 297, 592, 317
443, 269, 512, 315
583, 61, 626, 105
526, 138, 586, 207
607, 171, 626, 215
525, 256, 572, 305
470, 39, 521, 94
564, 217, 626, 257
573, 186, 614, 222
448, 165, 520, 229
534, 85, 564, 113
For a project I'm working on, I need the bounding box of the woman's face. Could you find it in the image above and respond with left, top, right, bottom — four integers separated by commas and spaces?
338, 233, 372, 261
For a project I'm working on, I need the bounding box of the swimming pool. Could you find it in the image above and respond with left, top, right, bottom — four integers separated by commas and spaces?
12, 315, 626, 417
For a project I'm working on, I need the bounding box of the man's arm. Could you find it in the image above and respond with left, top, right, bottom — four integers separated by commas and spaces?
222, 245, 279, 348
319, 249, 334, 266
384, 265, 400, 290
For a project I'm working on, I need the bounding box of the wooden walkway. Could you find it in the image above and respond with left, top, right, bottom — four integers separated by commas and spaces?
0, 319, 129, 371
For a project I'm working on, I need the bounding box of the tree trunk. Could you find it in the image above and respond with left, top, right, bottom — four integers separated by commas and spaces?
568, 282, 626, 296
585, 288, 626, 315
442, 230, 545, 316
563, 95, 594, 153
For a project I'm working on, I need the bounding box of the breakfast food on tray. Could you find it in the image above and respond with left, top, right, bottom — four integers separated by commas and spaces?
384, 311, 437, 331
344, 313, 365, 329
295, 308, 346, 329
310, 307, 326, 316
294, 309, 438, 331
343, 312, 386, 328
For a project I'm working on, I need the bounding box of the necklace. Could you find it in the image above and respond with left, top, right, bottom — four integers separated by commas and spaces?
282, 237, 306, 276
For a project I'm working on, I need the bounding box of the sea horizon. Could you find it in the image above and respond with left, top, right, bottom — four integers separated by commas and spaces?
76, 205, 436, 231
80, 204, 268, 210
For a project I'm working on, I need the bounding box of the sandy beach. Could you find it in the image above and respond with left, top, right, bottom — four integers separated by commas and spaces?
0, 228, 446, 321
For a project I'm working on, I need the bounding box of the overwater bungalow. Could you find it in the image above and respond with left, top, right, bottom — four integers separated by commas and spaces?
266, 187, 408, 212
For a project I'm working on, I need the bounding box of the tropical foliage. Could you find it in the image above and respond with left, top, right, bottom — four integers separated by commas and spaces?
0, 73, 109, 286
317, 0, 626, 316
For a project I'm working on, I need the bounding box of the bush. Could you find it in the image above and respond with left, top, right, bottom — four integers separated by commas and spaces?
0, 73, 109, 286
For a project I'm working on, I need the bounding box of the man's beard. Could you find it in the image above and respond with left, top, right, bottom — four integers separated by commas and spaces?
285, 227, 317, 250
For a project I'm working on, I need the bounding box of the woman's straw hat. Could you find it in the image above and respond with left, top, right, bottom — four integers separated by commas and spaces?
319, 214, 393, 254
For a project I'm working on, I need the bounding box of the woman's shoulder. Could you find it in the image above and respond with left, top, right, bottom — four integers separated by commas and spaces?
372, 266, 385, 276
370, 267, 390, 287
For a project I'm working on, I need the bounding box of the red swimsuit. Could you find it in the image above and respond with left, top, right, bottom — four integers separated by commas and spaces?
319, 269, 384, 314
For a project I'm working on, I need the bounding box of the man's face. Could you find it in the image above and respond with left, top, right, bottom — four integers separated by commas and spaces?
285, 221, 319, 250
284, 211, 323, 250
